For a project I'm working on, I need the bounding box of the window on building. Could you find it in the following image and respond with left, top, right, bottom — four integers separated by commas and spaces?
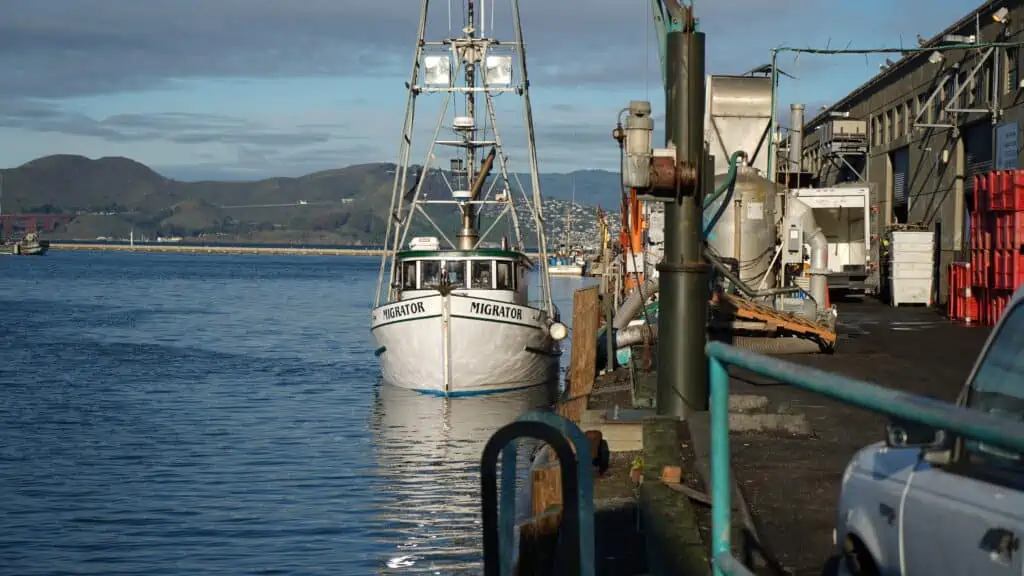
967, 74, 977, 106
1006, 47, 1019, 94
957, 71, 968, 109
884, 109, 892, 143
938, 84, 948, 121
893, 106, 901, 138
976, 66, 986, 104
904, 100, 912, 135
471, 260, 493, 289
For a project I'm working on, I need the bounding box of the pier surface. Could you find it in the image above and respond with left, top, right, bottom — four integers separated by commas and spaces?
723, 297, 989, 574
579, 296, 989, 575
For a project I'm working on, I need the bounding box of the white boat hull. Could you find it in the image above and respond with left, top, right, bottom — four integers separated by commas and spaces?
371, 293, 561, 396
548, 264, 585, 276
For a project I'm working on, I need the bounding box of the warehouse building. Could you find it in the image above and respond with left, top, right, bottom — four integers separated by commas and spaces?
800, 0, 1022, 302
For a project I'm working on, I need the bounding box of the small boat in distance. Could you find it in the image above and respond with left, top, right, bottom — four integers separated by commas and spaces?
0, 232, 49, 256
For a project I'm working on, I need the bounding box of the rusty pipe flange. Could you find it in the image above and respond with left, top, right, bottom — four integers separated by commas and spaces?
648, 157, 699, 193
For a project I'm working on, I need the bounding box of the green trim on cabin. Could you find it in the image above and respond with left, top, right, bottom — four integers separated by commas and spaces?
370, 313, 443, 330
450, 314, 542, 330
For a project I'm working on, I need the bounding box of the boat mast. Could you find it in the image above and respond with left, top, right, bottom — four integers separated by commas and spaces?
375, 0, 555, 316
457, 0, 479, 250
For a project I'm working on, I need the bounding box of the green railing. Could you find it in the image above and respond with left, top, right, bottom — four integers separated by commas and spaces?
705, 341, 1024, 576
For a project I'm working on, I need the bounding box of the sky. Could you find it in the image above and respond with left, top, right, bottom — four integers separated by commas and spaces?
0, 0, 975, 181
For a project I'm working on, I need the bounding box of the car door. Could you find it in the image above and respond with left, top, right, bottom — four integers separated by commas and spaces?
900, 300, 1024, 576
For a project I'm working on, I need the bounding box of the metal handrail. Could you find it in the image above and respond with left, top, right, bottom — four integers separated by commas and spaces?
705, 340, 1024, 576
480, 410, 595, 576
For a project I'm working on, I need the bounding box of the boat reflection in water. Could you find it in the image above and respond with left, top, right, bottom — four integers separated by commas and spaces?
370, 382, 555, 573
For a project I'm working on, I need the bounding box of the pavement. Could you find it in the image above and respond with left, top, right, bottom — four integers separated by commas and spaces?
723, 296, 991, 575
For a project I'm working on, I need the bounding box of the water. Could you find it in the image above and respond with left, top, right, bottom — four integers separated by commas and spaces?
0, 251, 595, 575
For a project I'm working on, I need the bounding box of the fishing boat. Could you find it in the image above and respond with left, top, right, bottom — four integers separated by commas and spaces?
547, 178, 586, 276
0, 232, 49, 255
370, 0, 566, 396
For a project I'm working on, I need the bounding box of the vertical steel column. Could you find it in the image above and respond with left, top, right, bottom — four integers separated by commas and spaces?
656, 24, 708, 417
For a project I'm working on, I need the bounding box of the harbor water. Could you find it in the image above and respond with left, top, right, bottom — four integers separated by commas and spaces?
0, 251, 596, 575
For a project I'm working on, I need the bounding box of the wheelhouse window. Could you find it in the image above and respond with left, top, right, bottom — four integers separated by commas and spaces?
964, 303, 1024, 472
445, 260, 467, 288
401, 261, 417, 289
496, 260, 514, 290
421, 260, 441, 289
471, 260, 493, 289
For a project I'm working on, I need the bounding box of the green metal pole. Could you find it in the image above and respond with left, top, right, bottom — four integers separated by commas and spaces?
656, 26, 708, 417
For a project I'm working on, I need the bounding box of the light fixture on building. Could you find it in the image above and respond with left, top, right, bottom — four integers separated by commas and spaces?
993, 7, 1010, 24
943, 34, 977, 44
928, 51, 944, 64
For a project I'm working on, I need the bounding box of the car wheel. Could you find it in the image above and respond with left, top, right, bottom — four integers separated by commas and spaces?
842, 536, 879, 576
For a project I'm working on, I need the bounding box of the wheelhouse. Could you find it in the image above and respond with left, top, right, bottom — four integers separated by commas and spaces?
395, 249, 533, 302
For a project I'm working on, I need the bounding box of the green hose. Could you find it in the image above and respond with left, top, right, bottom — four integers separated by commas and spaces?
703, 150, 746, 209
702, 150, 746, 239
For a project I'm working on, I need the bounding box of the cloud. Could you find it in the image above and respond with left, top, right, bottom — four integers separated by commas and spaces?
0, 0, 980, 177
0, 0, 818, 100
0, 99, 352, 147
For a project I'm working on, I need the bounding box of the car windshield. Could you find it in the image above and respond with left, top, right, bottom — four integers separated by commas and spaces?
964, 302, 1024, 469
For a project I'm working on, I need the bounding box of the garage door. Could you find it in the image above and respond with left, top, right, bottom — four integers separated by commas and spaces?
891, 146, 910, 206
964, 121, 993, 194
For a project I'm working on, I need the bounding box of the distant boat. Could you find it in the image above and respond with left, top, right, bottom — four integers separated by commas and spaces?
0, 232, 50, 256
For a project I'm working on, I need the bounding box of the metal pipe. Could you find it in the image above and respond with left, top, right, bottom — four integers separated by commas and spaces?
787, 197, 828, 311
657, 23, 708, 418
459, 148, 497, 249
612, 276, 659, 330
789, 104, 804, 173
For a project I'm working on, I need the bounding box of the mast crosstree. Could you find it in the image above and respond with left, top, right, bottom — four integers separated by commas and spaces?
373, 0, 553, 315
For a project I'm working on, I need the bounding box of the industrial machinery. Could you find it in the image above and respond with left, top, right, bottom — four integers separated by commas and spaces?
608, 88, 838, 359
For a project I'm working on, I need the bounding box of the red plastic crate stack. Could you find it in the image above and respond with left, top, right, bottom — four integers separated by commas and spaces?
960, 170, 1024, 325
947, 262, 977, 324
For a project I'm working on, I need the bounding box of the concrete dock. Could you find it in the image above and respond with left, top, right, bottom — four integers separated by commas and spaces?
553, 295, 988, 575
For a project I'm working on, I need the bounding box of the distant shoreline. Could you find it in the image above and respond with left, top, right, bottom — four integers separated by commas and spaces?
50, 242, 385, 257
49, 241, 542, 258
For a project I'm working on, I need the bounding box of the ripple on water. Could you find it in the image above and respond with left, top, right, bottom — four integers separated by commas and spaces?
0, 253, 583, 575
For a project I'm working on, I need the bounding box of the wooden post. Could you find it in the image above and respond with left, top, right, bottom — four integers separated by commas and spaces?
517, 286, 601, 574
559, 285, 600, 424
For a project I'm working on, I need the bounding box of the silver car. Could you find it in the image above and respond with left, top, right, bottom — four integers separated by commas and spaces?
834, 287, 1024, 575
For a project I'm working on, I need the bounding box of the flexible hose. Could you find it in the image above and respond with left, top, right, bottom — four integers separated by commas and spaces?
702, 150, 747, 239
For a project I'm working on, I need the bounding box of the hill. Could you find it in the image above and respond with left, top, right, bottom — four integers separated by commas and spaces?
0, 155, 623, 246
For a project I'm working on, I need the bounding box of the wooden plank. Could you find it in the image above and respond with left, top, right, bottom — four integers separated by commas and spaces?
516, 464, 563, 575
560, 285, 601, 424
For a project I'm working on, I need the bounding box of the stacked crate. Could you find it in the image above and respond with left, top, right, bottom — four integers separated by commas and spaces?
955, 170, 1024, 325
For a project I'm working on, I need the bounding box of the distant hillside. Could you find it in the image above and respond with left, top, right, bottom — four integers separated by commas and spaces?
0, 155, 622, 245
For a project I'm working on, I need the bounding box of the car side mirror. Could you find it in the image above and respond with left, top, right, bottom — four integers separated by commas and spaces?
885, 417, 945, 449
